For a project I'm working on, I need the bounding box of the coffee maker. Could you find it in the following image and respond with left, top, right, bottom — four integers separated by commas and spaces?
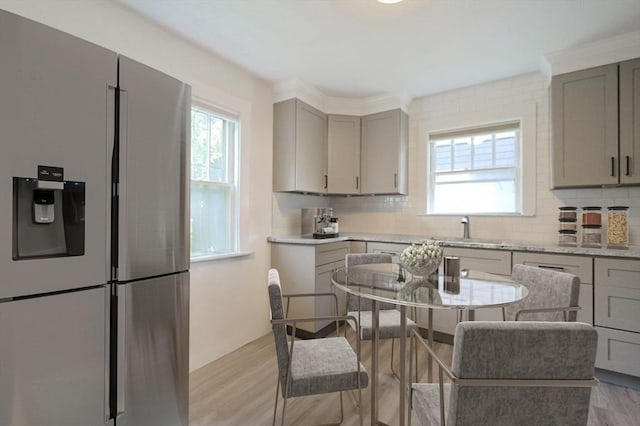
301, 207, 339, 239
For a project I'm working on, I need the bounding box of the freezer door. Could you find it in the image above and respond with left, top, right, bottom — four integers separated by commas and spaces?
116, 272, 189, 426
117, 56, 191, 281
0, 286, 112, 426
0, 10, 116, 298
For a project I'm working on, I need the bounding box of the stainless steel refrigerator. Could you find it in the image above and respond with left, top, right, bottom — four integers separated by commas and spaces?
0, 9, 190, 426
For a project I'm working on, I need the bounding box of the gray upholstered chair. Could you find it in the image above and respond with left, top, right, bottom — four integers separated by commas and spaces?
345, 253, 417, 379
505, 264, 581, 321
267, 268, 368, 426
409, 321, 598, 426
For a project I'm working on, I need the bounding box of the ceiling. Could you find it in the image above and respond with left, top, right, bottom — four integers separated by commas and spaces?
116, 0, 640, 100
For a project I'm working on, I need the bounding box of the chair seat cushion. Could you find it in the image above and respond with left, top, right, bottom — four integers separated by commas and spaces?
412, 383, 450, 426
347, 309, 417, 340
288, 336, 369, 398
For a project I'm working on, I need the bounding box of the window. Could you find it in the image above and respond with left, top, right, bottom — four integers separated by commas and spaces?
428, 122, 521, 215
190, 103, 239, 259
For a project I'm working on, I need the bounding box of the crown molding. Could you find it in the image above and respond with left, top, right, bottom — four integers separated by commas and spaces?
541, 30, 640, 82
272, 79, 410, 115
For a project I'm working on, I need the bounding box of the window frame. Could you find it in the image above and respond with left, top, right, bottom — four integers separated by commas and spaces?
427, 121, 523, 216
189, 100, 241, 261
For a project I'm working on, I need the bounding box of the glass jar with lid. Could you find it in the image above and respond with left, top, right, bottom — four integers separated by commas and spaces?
581, 225, 602, 248
581, 206, 602, 226
559, 230, 577, 247
607, 206, 629, 249
559, 206, 577, 221
558, 207, 578, 246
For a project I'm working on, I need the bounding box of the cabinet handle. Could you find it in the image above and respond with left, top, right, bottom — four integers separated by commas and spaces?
394, 173, 398, 188
356, 176, 359, 190
537, 264, 565, 272
626, 156, 631, 176
611, 157, 615, 177
324, 174, 328, 189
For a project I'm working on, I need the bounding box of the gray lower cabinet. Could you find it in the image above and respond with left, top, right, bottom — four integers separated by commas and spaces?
512, 252, 593, 324
272, 238, 640, 378
366, 241, 409, 263
594, 257, 640, 377
432, 248, 512, 334
271, 242, 349, 334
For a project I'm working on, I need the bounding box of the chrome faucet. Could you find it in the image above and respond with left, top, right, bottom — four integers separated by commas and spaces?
461, 216, 470, 239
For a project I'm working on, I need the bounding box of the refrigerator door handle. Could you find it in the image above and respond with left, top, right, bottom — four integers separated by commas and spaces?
117, 89, 129, 281
116, 286, 126, 416
104, 286, 112, 423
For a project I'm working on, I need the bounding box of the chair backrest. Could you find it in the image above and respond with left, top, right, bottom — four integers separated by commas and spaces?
505, 264, 580, 321
448, 321, 597, 426
345, 253, 395, 311
267, 268, 290, 389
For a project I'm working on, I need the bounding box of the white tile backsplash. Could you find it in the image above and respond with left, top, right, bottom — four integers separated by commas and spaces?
272, 71, 640, 246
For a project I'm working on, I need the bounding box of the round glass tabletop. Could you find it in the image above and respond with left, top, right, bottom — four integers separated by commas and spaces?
331, 263, 528, 310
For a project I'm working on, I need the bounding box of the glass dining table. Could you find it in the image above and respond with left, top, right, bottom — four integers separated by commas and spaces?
331, 262, 529, 426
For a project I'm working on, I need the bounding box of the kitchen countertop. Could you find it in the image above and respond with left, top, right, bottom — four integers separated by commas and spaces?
267, 232, 640, 259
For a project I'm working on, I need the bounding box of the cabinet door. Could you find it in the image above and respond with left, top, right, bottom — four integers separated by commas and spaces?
296, 100, 327, 193
432, 248, 512, 334
595, 326, 640, 377
513, 252, 593, 324
270, 243, 316, 332
366, 242, 409, 263
551, 64, 618, 187
361, 109, 408, 194
328, 115, 361, 194
273, 98, 327, 193
620, 58, 640, 184
315, 262, 339, 333
594, 258, 640, 333
444, 247, 512, 275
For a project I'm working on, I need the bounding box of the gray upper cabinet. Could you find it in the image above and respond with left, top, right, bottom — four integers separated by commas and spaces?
551, 64, 619, 188
551, 59, 640, 188
273, 98, 328, 193
361, 109, 408, 194
327, 114, 361, 194
620, 58, 640, 184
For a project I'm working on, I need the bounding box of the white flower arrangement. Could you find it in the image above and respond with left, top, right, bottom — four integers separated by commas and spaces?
400, 241, 443, 276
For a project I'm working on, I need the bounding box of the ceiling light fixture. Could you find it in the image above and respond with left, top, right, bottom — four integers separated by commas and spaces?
377, 0, 404, 4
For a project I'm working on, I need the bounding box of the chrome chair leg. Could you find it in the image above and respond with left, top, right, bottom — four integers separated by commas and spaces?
358, 386, 363, 426
280, 391, 288, 426
272, 378, 280, 426
391, 338, 401, 381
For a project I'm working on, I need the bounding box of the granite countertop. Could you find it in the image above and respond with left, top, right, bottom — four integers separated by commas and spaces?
267, 232, 640, 259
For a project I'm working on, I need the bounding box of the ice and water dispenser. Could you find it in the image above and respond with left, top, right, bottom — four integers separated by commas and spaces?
12, 166, 86, 260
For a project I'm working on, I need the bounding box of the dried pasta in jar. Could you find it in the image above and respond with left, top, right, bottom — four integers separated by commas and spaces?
607, 206, 629, 248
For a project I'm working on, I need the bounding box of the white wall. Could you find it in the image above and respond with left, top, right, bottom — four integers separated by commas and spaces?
0, 1, 274, 371
276, 71, 640, 246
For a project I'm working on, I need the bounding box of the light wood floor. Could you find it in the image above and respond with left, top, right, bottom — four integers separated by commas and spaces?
189, 328, 640, 426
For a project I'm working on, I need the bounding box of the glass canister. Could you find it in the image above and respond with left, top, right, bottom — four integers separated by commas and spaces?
559, 206, 577, 221
559, 230, 577, 247
581, 225, 602, 248
607, 206, 629, 249
582, 206, 602, 226
558, 207, 578, 246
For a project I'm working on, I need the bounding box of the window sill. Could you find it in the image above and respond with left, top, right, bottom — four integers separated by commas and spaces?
190, 251, 254, 263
